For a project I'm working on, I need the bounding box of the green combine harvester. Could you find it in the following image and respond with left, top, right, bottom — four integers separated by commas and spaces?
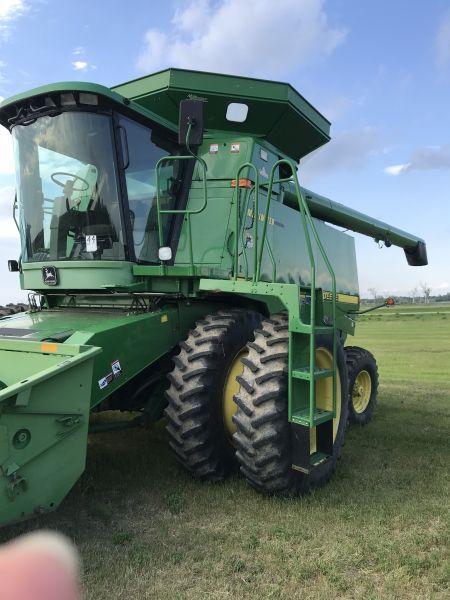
0, 69, 427, 526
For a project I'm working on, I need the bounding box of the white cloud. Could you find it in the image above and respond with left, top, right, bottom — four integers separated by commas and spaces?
384, 163, 410, 176
385, 145, 450, 175
70, 46, 96, 72
300, 126, 380, 181
0, 0, 26, 20
436, 9, 450, 68
72, 60, 88, 71
0, 0, 28, 38
0, 214, 18, 239
0, 123, 14, 174
0, 184, 18, 241
137, 0, 347, 77
320, 95, 353, 121
0, 185, 23, 305
0, 184, 15, 214
0, 236, 24, 305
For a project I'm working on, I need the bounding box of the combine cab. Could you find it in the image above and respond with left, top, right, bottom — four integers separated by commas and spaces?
0, 69, 427, 526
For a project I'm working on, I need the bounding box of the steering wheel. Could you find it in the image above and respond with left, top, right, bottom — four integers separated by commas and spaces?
51, 171, 89, 192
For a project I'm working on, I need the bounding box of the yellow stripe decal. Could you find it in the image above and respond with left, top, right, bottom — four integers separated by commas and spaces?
322, 291, 360, 305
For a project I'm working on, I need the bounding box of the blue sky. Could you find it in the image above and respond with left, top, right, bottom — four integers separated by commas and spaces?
0, 0, 449, 303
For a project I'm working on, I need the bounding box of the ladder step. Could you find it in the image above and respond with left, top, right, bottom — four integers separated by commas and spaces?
310, 451, 330, 468
314, 325, 334, 335
292, 368, 333, 380
290, 408, 334, 427
289, 323, 334, 335
292, 452, 330, 474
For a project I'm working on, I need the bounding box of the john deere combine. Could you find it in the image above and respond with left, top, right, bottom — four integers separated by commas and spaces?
0, 69, 427, 525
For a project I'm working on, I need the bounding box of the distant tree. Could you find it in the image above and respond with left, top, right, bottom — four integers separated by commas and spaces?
420, 281, 431, 304
410, 287, 419, 304
368, 287, 377, 304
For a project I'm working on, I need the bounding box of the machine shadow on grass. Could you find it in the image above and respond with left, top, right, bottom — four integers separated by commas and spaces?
0, 387, 443, 538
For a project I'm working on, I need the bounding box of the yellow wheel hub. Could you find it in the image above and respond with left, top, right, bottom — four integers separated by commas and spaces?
352, 369, 372, 413
310, 347, 342, 453
222, 349, 246, 437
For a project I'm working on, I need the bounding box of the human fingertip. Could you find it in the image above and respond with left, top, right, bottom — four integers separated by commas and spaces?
9, 530, 80, 579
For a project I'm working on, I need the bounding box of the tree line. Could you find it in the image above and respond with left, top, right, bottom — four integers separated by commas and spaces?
364, 283, 449, 304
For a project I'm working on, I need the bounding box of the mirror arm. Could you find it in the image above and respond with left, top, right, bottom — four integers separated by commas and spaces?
13, 193, 19, 232
348, 297, 395, 315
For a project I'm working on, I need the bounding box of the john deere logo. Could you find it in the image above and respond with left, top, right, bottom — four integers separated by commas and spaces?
42, 266, 58, 286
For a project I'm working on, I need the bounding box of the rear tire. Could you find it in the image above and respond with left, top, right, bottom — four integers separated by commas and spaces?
233, 313, 348, 495
345, 346, 378, 425
164, 309, 262, 481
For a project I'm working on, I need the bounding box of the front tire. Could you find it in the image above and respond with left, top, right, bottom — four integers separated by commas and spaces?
345, 346, 378, 425
164, 309, 262, 481
233, 313, 349, 495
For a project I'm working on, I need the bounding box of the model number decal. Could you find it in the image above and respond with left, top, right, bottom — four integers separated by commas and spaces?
247, 208, 275, 226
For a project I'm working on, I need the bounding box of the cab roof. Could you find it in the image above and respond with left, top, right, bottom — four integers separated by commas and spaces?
113, 68, 331, 161
0, 69, 331, 161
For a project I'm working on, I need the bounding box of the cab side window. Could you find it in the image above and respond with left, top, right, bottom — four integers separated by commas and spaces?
118, 116, 175, 262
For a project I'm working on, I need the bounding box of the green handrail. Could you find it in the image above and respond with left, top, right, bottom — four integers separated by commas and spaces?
290, 168, 337, 422
232, 163, 280, 282
155, 127, 208, 275
238, 182, 276, 283
258, 159, 337, 426
239, 186, 253, 280
233, 163, 258, 280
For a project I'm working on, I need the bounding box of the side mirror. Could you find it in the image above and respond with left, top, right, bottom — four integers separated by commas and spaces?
178, 99, 204, 146
385, 297, 395, 307
8, 259, 19, 272
8, 260, 20, 273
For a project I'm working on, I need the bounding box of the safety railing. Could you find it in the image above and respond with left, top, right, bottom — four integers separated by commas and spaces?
155, 146, 337, 421
258, 159, 337, 422
232, 163, 276, 283
155, 124, 208, 275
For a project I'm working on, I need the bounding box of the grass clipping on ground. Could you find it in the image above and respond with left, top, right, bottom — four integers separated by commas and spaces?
1, 306, 449, 599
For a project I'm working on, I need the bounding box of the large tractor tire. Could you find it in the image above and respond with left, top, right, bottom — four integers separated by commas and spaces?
165, 309, 262, 481
345, 346, 378, 425
232, 313, 349, 495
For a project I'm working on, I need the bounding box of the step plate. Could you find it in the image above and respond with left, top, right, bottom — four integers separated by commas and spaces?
290, 408, 334, 427
292, 368, 333, 381
290, 422, 332, 474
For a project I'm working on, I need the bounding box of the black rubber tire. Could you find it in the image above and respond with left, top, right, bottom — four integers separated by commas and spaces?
232, 313, 349, 495
345, 346, 379, 425
0, 303, 27, 318
164, 309, 262, 481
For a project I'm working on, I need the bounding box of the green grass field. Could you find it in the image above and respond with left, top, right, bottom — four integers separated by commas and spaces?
1, 306, 449, 599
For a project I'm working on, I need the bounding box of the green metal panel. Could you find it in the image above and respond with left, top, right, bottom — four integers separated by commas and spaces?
0, 341, 100, 525
20, 261, 136, 292
66, 307, 181, 407
194, 135, 252, 180
293, 186, 426, 250
112, 68, 330, 161
0, 81, 176, 133
174, 185, 234, 267
0, 300, 230, 409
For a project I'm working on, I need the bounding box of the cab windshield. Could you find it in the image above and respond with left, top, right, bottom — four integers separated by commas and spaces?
13, 111, 126, 262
